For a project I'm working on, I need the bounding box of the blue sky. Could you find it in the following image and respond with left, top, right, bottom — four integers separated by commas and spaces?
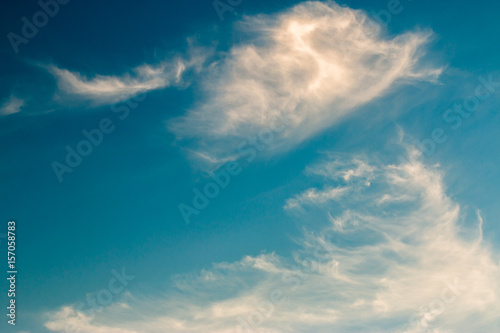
1, 0, 500, 332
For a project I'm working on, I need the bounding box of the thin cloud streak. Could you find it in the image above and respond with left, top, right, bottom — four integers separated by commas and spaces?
47, 48, 207, 105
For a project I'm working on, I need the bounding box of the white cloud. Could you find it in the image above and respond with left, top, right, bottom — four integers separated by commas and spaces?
48, 48, 206, 105
170, 1, 442, 164
306, 155, 376, 182
284, 156, 376, 210
45, 306, 137, 333
284, 186, 349, 210
44, 147, 500, 333
0, 95, 24, 115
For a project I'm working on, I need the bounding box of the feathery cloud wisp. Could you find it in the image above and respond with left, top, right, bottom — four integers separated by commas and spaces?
48, 50, 206, 105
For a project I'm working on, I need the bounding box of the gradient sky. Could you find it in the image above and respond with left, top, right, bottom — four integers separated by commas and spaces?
1, 0, 500, 332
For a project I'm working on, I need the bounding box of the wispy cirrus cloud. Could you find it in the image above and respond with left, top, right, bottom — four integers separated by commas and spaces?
45, 306, 137, 333
284, 156, 376, 210
47, 48, 207, 105
284, 186, 349, 210
169, 1, 442, 164
44, 147, 500, 333
306, 155, 376, 182
0, 95, 24, 115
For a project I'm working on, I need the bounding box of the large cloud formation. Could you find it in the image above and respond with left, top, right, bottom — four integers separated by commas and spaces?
169, 1, 441, 164
44, 148, 500, 333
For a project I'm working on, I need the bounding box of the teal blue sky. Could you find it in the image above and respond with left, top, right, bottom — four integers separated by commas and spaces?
1, 1, 500, 332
